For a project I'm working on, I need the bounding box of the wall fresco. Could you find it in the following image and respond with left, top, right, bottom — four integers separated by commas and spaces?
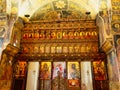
0, 0, 6, 13
108, 50, 119, 81
29, 0, 110, 20
114, 35, 120, 79
0, 52, 13, 90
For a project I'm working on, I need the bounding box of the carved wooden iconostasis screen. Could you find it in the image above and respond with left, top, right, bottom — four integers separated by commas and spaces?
12, 19, 109, 90
13, 60, 108, 90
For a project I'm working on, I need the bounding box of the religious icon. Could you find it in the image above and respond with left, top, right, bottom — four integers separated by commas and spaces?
74, 31, 79, 39
68, 62, 80, 79
92, 44, 98, 52
68, 31, 74, 39
23, 33, 28, 39
79, 31, 85, 39
68, 62, 80, 88
45, 46, 50, 53
68, 79, 79, 87
63, 46, 68, 53
112, 23, 120, 32
93, 61, 106, 80
74, 46, 79, 53
34, 46, 39, 53
91, 31, 97, 39
86, 44, 91, 53
85, 31, 91, 39
51, 31, 56, 39
23, 46, 29, 53
80, 44, 86, 53
52, 62, 66, 90
46, 31, 51, 39
34, 30, 39, 39
51, 46, 56, 53
40, 62, 51, 79
57, 32, 62, 39
40, 45, 45, 53
52, 62, 66, 79
28, 32, 34, 38
56, 46, 62, 53
15, 61, 27, 77
39, 31, 45, 39
63, 31, 68, 39
69, 46, 74, 53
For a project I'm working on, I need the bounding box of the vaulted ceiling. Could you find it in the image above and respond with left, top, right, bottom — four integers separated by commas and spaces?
10, 0, 111, 20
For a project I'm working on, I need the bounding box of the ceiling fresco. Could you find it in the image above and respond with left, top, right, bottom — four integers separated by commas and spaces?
0, 0, 111, 20
30, 1, 88, 20
12, 0, 110, 20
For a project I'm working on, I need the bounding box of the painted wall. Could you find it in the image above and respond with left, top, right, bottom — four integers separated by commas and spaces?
107, 50, 119, 81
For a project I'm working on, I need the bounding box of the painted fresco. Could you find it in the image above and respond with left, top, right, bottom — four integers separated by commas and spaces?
108, 50, 119, 81
53, 0, 68, 10
11, 18, 23, 48
96, 9, 112, 47
0, 26, 6, 37
0, 0, 6, 13
29, 0, 106, 20
107, 53, 113, 81
0, 53, 12, 80
30, 3, 53, 20
100, 10, 111, 37
111, 0, 120, 22
0, 16, 7, 49
99, 0, 108, 10
3, 0, 18, 46
114, 35, 120, 61
93, 61, 106, 80
0, 43, 19, 89
114, 35, 120, 79
112, 21, 120, 32
0, 38, 3, 55
0, 52, 13, 90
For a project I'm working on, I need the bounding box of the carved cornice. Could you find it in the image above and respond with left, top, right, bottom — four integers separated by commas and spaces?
102, 40, 113, 53
4, 44, 19, 56
16, 53, 106, 61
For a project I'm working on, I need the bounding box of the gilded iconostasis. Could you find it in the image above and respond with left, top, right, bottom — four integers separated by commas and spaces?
0, 0, 120, 90
0, 0, 111, 55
